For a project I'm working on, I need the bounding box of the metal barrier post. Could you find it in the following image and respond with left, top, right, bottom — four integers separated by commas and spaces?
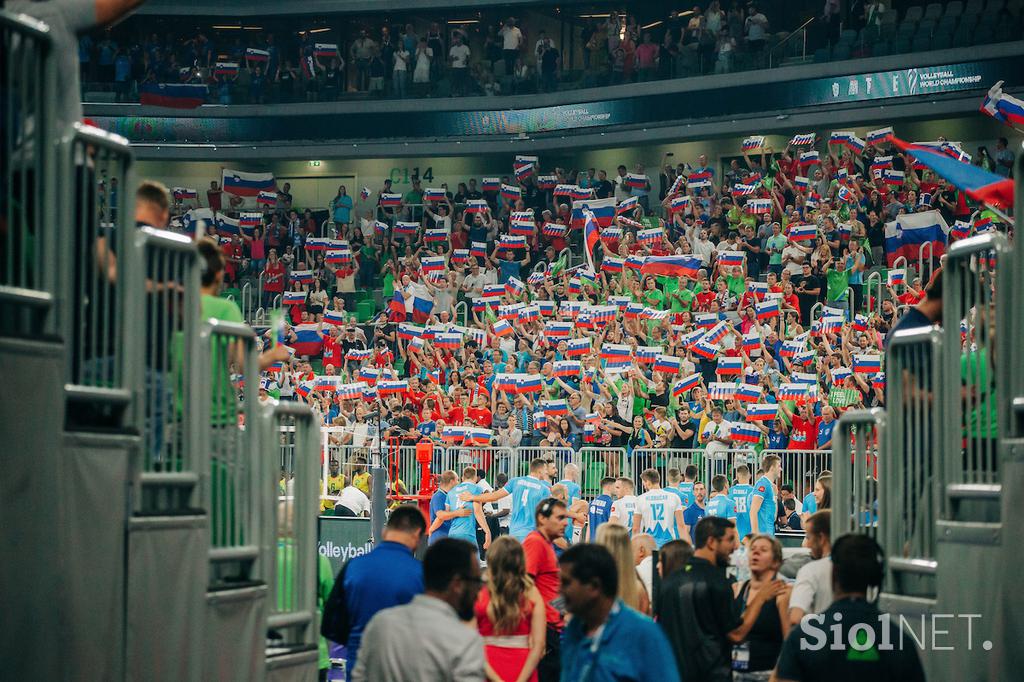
832, 408, 885, 540
0, 10, 58, 336
199, 319, 262, 585
454, 300, 467, 327
942, 234, 1010, 486
865, 271, 882, 317
266, 403, 320, 649
577, 447, 628, 493
918, 242, 934, 283
884, 327, 943, 593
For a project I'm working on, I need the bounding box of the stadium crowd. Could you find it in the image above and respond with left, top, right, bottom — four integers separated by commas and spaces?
77, 0, 1022, 104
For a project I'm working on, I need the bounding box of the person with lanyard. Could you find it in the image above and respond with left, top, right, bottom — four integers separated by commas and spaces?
730, 534, 791, 680
558, 544, 680, 682
773, 534, 925, 682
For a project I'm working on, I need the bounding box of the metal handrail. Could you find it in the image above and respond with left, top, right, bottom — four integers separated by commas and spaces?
865, 271, 883, 316
832, 408, 885, 541
768, 16, 816, 68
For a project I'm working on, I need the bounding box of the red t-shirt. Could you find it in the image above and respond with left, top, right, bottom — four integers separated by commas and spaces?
207, 189, 222, 211
467, 407, 492, 427
264, 262, 285, 292
322, 337, 342, 370
522, 531, 562, 627
789, 414, 819, 450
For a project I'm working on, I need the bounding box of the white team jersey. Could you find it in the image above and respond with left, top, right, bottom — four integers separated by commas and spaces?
610, 495, 638, 531
635, 489, 682, 548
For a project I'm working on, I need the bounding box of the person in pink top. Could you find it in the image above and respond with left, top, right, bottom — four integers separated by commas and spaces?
635, 32, 659, 81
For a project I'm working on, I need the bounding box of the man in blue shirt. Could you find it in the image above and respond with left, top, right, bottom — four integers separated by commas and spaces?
557, 462, 582, 504
705, 474, 736, 521
815, 406, 838, 450
559, 544, 680, 682
469, 457, 551, 541
682, 482, 708, 544
730, 464, 756, 539
588, 477, 617, 541
665, 468, 689, 508
678, 464, 698, 508
427, 470, 458, 545
320, 506, 426, 680
749, 454, 781, 537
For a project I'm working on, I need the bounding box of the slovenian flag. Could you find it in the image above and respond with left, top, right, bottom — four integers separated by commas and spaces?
601, 257, 624, 274
853, 314, 868, 332
412, 296, 434, 323
532, 412, 548, 431
239, 212, 261, 228
421, 256, 446, 273
755, 300, 780, 319
376, 380, 408, 396
892, 136, 1012, 209
717, 357, 743, 376
571, 196, 616, 229
441, 425, 468, 443
542, 222, 566, 237
601, 344, 633, 365
746, 403, 778, 421
639, 255, 701, 279
245, 47, 270, 63
513, 162, 535, 182
732, 183, 758, 197
289, 323, 323, 356
625, 173, 648, 189
465, 199, 489, 215
788, 223, 817, 241
791, 176, 810, 194
704, 322, 728, 346
397, 323, 422, 340
566, 338, 590, 358
291, 270, 314, 284
832, 367, 853, 385
853, 354, 882, 374
654, 354, 682, 374
344, 346, 372, 362
691, 340, 718, 360
554, 184, 575, 197
434, 332, 463, 350
742, 332, 761, 353
491, 319, 514, 337
379, 192, 403, 207
837, 185, 857, 204
980, 80, 1024, 127
867, 126, 894, 145
393, 222, 418, 237
634, 346, 661, 364
731, 423, 762, 444
536, 175, 558, 190
673, 373, 701, 397
515, 374, 543, 394
423, 228, 449, 243
718, 251, 745, 268
882, 169, 904, 186
172, 187, 199, 201
554, 360, 581, 378
789, 133, 815, 146
887, 268, 905, 286
799, 150, 820, 167
314, 43, 339, 57
322, 310, 345, 326
742, 135, 765, 152
745, 198, 772, 215
668, 195, 691, 214
734, 384, 761, 403
316, 376, 343, 393
214, 62, 239, 77
872, 373, 886, 391
222, 169, 276, 197
501, 184, 522, 201
424, 188, 446, 202
360, 187, 371, 201
542, 400, 570, 417
708, 382, 735, 400
544, 322, 572, 339
480, 177, 500, 192
617, 196, 638, 215
884, 210, 949, 267
510, 211, 535, 234
283, 291, 306, 306
636, 228, 662, 247
950, 220, 972, 240
777, 383, 807, 402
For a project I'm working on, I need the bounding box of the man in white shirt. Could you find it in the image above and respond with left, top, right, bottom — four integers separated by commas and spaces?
461, 262, 487, 302
335, 484, 371, 517
448, 34, 471, 96
788, 510, 834, 625
782, 241, 810, 277
613, 164, 630, 203
700, 406, 733, 462
632, 469, 685, 548
609, 477, 638, 533
631, 533, 656, 600
499, 17, 523, 75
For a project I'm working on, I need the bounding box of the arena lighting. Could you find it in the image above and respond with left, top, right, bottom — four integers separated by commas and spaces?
642, 20, 664, 29
242, 26, 262, 31
448, 20, 480, 24
579, 13, 611, 19
308, 27, 331, 33
212, 25, 242, 30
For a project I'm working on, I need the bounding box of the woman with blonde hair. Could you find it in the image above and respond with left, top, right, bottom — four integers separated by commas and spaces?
595, 524, 650, 613
731, 534, 792, 680
474, 537, 546, 682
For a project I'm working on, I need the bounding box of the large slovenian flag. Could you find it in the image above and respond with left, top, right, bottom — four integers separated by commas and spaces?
891, 136, 1014, 209
245, 47, 270, 63
853, 354, 883, 374
314, 43, 339, 58
884, 210, 949, 267
980, 80, 1024, 127
788, 223, 817, 241
746, 403, 778, 421
617, 196, 638, 215
571, 196, 616, 229
639, 255, 701, 279
866, 126, 894, 145
222, 169, 276, 197
289, 323, 323, 356
542, 399, 570, 417
625, 173, 648, 189
140, 83, 207, 109
755, 300, 780, 320
717, 357, 743, 376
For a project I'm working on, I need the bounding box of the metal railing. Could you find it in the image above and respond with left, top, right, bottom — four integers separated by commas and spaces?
768, 16, 816, 68
884, 328, 943, 576
1, 10, 57, 334
266, 403, 320, 647
865, 271, 883, 317
577, 447, 628, 492
62, 124, 134, 392
832, 408, 884, 540
200, 319, 261, 584
918, 242, 935, 283
133, 228, 202, 508
941, 233, 1009, 486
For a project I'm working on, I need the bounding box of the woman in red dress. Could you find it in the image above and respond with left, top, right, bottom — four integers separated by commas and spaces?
474, 537, 546, 682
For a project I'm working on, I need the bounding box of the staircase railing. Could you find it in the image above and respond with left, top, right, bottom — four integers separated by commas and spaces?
832, 408, 884, 540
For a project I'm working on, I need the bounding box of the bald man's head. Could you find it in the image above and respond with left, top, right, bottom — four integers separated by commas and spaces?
631, 533, 656, 564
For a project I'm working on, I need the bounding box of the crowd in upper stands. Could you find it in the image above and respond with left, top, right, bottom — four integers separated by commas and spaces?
79, 0, 1024, 104
168, 127, 1012, 472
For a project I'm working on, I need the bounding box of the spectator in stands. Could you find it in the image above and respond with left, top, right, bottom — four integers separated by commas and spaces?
994, 137, 1015, 178
559, 544, 680, 682
352, 537, 486, 681
731, 534, 791, 678
474, 536, 547, 682
885, 268, 942, 347
449, 33, 471, 97
321, 505, 427, 680
788, 510, 833, 626
773, 534, 925, 681
658, 516, 788, 682
412, 38, 434, 96
500, 17, 524, 76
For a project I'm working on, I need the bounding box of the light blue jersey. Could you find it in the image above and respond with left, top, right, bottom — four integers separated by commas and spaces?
730, 483, 755, 538
802, 492, 817, 515
751, 476, 777, 537
446, 482, 483, 542
558, 479, 582, 505
705, 493, 736, 520
678, 482, 695, 508
504, 476, 552, 541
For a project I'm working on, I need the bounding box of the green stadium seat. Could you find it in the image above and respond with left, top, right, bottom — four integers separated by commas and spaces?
222, 287, 241, 302
813, 47, 831, 63
946, 0, 965, 16
953, 28, 974, 46
584, 460, 607, 495
924, 3, 944, 20
904, 6, 924, 22
355, 299, 375, 323
912, 35, 932, 51
872, 40, 893, 56
931, 31, 953, 49
840, 29, 858, 43
833, 44, 851, 60
895, 37, 914, 52
964, 0, 985, 12
897, 22, 918, 39
938, 14, 959, 31
918, 18, 937, 34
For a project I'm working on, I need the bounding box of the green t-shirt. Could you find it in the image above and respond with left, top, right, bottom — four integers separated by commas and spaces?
668, 286, 695, 313
642, 288, 665, 310
724, 275, 746, 298
766, 234, 788, 265
202, 294, 245, 426
382, 270, 395, 298
826, 269, 851, 302
961, 349, 997, 438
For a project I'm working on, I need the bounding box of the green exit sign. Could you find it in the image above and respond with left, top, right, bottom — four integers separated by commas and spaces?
309, 160, 322, 167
